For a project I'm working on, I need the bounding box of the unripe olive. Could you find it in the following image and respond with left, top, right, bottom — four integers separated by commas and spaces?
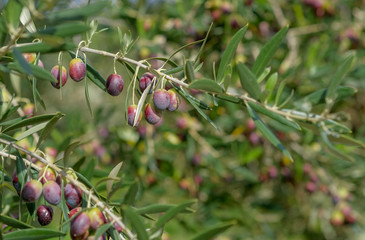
22, 53, 36, 63
21, 179, 42, 202
88, 207, 106, 230
51, 65, 67, 89
127, 105, 142, 127
69, 58, 86, 82
144, 103, 161, 125
330, 210, 344, 226
43, 180, 61, 205
153, 89, 170, 110
167, 89, 180, 111
37, 205, 53, 226
64, 183, 82, 209
106, 74, 124, 96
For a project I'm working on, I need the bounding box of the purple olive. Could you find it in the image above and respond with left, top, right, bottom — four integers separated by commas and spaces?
51, 65, 67, 89
144, 104, 161, 125
38, 167, 56, 185
43, 180, 61, 205
37, 205, 53, 226
88, 207, 106, 230
153, 89, 170, 110
69, 58, 86, 82
139, 72, 155, 93
70, 212, 90, 239
167, 89, 179, 111
64, 183, 82, 209
21, 179, 42, 202
106, 74, 124, 96
127, 105, 142, 127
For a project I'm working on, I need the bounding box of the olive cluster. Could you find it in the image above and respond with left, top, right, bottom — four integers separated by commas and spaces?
12, 162, 111, 239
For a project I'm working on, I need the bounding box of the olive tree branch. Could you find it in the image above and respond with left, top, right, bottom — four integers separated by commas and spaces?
0, 138, 136, 240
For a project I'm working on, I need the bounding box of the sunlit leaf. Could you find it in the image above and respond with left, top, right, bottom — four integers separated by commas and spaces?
107, 161, 123, 199
2, 114, 56, 133
190, 222, 235, 240
189, 79, 224, 93
237, 62, 261, 99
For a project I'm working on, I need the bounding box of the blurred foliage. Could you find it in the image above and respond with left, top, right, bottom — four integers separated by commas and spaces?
1, 0, 365, 239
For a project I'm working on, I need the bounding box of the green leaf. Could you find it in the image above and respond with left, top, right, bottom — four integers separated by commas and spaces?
35, 22, 90, 37
151, 200, 197, 234
36, 112, 65, 149
0, 214, 33, 229
3, 228, 66, 240
194, 22, 213, 66
190, 222, 235, 240
5, 0, 22, 30
323, 120, 352, 134
7, 62, 56, 82
107, 161, 123, 199
217, 25, 248, 82
215, 95, 242, 104
2, 114, 56, 133
12, 48, 32, 75
135, 204, 195, 215
248, 102, 301, 131
123, 182, 138, 205
63, 141, 81, 167
263, 72, 277, 102
17, 42, 76, 54
185, 94, 219, 130
84, 78, 93, 117
252, 26, 288, 76
123, 206, 149, 240
237, 62, 261, 99
0, 134, 17, 142
298, 86, 357, 106
81, 158, 95, 180
184, 60, 195, 83
246, 103, 293, 161
172, 85, 211, 110
320, 131, 354, 162
75, 171, 93, 190
15, 122, 47, 141
163, 66, 184, 75
94, 223, 112, 240
257, 67, 271, 84
47, 1, 108, 22
189, 79, 224, 93
326, 54, 355, 106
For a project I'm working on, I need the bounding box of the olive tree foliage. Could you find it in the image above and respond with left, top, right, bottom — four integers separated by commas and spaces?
0, 1, 363, 240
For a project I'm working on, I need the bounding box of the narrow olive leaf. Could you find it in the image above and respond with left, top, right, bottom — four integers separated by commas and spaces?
36, 112, 65, 149
123, 182, 139, 205
63, 141, 81, 167
222, 64, 232, 90
69, 51, 106, 91
190, 222, 235, 240
189, 79, 224, 93
15, 122, 47, 141
135, 204, 195, 215
172, 85, 211, 110
252, 26, 288, 76
81, 158, 95, 180
84, 78, 93, 117
151, 200, 197, 234
7, 62, 57, 82
320, 131, 354, 162
108, 227, 122, 240
246, 104, 293, 161
323, 120, 352, 134
217, 25, 248, 82
297, 86, 357, 106
0, 116, 26, 127
163, 66, 184, 75
248, 102, 301, 130
134, 83, 152, 126
12, 48, 32, 75
2, 114, 56, 133
106, 161, 124, 199
0, 214, 33, 229
264, 72, 278, 103
17, 42, 76, 53
185, 95, 219, 130
194, 22, 213, 66
326, 54, 355, 105
185, 60, 195, 83
257, 67, 271, 84
5, 0, 22, 30
47, 1, 108, 21
0, 134, 17, 142
333, 134, 365, 148
215, 95, 243, 104
35, 22, 90, 37
123, 206, 149, 240
75, 171, 93, 189
3, 228, 66, 240
94, 223, 113, 240
237, 62, 261, 99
